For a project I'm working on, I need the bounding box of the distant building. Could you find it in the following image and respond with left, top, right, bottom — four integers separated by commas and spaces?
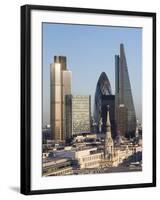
42, 128, 52, 143
50, 56, 72, 141
94, 72, 112, 133
135, 120, 139, 138
115, 44, 136, 137
72, 95, 91, 135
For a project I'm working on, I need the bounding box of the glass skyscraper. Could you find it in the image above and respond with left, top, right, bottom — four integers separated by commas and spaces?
115, 44, 136, 137
94, 72, 112, 133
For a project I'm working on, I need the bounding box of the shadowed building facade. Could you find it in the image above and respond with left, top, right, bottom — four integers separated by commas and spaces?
116, 104, 128, 137
94, 72, 115, 135
115, 44, 136, 137
50, 56, 72, 141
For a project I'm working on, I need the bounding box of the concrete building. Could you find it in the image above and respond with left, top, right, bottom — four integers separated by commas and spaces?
71, 95, 91, 135
75, 148, 103, 169
43, 158, 73, 176
50, 56, 72, 141
53, 147, 103, 169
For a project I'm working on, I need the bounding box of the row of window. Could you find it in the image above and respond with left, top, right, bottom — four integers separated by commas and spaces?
85, 161, 99, 167
53, 168, 73, 176
44, 167, 73, 176
82, 154, 102, 162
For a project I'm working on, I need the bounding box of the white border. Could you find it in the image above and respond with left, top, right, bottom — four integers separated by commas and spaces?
31, 10, 153, 190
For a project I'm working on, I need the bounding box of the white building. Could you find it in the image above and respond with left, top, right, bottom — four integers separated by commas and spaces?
53, 147, 103, 169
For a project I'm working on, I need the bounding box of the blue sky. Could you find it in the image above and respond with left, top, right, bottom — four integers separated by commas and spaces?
42, 23, 142, 126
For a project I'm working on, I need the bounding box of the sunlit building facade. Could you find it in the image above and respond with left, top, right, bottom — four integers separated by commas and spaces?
50, 56, 72, 141
72, 95, 91, 135
104, 106, 114, 159
115, 44, 136, 137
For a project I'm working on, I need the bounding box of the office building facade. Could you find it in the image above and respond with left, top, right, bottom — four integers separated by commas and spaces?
72, 95, 91, 135
116, 104, 128, 137
50, 56, 72, 141
115, 44, 136, 137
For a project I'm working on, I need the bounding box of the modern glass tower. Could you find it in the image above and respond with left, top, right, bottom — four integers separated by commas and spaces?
115, 44, 136, 137
50, 56, 72, 141
94, 72, 112, 133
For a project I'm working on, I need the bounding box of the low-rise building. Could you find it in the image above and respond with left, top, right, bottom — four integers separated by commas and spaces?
53, 147, 103, 169
43, 158, 73, 176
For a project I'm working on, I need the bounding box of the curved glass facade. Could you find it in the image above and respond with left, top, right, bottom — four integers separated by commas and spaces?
93, 72, 112, 133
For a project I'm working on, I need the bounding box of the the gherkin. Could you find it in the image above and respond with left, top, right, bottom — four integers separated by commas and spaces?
93, 72, 112, 133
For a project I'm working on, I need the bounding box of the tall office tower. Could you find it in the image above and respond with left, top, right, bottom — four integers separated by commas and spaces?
94, 72, 112, 133
50, 56, 72, 141
65, 95, 72, 139
104, 106, 114, 160
72, 95, 91, 135
115, 44, 136, 137
116, 104, 128, 137
101, 95, 116, 138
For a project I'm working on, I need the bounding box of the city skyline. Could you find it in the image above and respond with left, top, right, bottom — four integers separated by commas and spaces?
43, 23, 142, 126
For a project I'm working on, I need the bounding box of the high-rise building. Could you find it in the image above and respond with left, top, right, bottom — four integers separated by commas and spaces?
115, 44, 136, 137
50, 56, 72, 141
65, 95, 72, 139
71, 95, 91, 135
116, 104, 128, 137
94, 72, 112, 133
